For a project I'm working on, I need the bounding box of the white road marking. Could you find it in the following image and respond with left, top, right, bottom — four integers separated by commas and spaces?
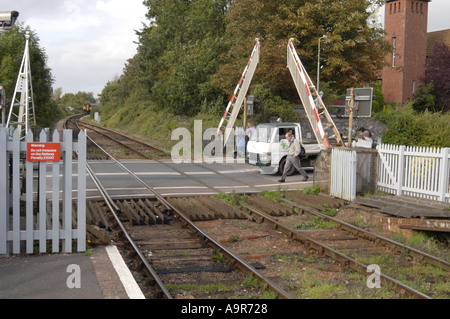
105, 245, 145, 299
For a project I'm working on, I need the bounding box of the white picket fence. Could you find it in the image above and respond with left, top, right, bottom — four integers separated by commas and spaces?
377, 144, 450, 202
0, 128, 86, 256
330, 148, 357, 201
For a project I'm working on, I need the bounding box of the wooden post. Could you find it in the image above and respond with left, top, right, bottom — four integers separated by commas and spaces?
243, 98, 247, 135
348, 88, 355, 148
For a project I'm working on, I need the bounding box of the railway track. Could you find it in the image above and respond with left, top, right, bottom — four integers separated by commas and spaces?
65, 115, 293, 299
64, 114, 169, 160
65, 115, 263, 195
241, 193, 449, 299
63, 114, 449, 299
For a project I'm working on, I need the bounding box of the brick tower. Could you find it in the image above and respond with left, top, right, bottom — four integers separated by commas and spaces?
382, 0, 430, 104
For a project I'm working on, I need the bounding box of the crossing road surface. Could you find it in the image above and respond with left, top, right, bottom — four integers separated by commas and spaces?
42, 159, 314, 199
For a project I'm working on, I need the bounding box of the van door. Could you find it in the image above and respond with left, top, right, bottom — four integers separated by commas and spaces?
272, 126, 297, 165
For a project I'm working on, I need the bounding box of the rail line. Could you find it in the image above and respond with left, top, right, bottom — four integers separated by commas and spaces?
237, 192, 449, 299
69, 115, 279, 196
63, 114, 449, 299
66, 116, 293, 299
245, 205, 433, 299
280, 198, 450, 273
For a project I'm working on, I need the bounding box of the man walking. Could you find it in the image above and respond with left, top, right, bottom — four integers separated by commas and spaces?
278, 132, 309, 183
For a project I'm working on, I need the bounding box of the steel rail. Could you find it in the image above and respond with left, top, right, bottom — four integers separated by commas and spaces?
76, 116, 266, 194
245, 205, 433, 299
65, 117, 172, 298
280, 198, 450, 272
76, 118, 226, 195
78, 120, 168, 154
86, 164, 173, 299
79, 121, 294, 299
65, 115, 172, 298
77, 121, 152, 160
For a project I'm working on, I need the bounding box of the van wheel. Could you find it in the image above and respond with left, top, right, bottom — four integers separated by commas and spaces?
278, 157, 296, 176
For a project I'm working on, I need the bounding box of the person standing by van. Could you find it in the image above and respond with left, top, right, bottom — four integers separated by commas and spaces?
278, 132, 309, 183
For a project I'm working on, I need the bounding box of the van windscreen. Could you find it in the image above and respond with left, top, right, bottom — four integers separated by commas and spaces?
250, 125, 274, 143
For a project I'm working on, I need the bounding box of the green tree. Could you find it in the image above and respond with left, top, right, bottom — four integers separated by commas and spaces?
411, 82, 436, 113
287, 0, 390, 92
215, 0, 390, 98
59, 91, 96, 109
0, 24, 57, 128
135, 0, 231, 115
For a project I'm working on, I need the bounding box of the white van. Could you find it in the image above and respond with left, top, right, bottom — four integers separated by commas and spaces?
246, 123, 320, 175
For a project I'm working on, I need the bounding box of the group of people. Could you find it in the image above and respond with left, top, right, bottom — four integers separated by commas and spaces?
354, 127, 375, 149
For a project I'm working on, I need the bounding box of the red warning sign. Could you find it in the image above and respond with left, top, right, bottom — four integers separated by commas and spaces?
27, 143, 61, 162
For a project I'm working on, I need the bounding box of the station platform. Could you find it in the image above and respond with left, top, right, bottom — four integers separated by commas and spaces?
0, 245, 144, 299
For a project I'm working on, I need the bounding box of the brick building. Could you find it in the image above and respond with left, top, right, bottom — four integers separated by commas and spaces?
427, 29, 450, 56
382, 0, 430, 104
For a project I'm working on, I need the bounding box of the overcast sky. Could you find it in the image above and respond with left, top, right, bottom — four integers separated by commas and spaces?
1, 0, 449, 97
2, 0, 148, 97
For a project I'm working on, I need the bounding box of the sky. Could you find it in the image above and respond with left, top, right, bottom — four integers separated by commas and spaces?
2, 0, 148, 97
1, 0, 449, 98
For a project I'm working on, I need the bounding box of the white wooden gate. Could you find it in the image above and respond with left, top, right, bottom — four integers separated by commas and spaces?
330, 148, 357, 201
0, 128, 86, 256
377, 144, 450, 202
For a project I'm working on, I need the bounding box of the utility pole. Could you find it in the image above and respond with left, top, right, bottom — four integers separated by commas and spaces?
348, 88, 355, 148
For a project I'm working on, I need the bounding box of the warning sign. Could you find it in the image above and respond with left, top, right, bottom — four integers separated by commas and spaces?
27, 143, 61, 162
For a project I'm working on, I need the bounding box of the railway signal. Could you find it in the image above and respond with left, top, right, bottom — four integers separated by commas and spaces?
5, 31, 36, 140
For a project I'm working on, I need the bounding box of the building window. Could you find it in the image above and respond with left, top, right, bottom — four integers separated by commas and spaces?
392, 37, 396, 68
390, 3, 392, 14
420, 3, 423, 13
411, 1, 414, 12
394, 3, 397, 13
412, 80, 416, 94
398, 2, 401, 12
416, 2, 419, 13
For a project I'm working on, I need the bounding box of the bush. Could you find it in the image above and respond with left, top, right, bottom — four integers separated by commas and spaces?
248, 83, 298, 124
374, 103, 450, 147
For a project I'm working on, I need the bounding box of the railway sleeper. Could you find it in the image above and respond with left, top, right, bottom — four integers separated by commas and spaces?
155, 265, 233, 274
116, 201, 142, 225
129, 199, 152, 225
143, 198, 168, 224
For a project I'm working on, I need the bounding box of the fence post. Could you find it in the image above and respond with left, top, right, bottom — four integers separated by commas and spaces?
0, 129, 8, 256
26, 131, 34, 254
63, 129, 73, 253
396, 145, 406, 196
12, 129, 21, 254
38, 130, 48, 253
52, 130, 60, 253
77, 130, 86, 252
439, 148, 450, 202
350, 151, 357, 201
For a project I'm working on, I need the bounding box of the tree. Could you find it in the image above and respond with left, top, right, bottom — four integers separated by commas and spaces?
59, 91, 96, 108
214, 0, 301, 98
53, 88, 63, 103
135, 0, 231, 115
215, 0, 390, 98
412, 43, 450, 113
0, 24, 56, 128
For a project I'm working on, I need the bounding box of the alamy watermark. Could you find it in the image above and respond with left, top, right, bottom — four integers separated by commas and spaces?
66, 264, 81, 289
366, 264, 381, 289
171, 120, 250, 164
